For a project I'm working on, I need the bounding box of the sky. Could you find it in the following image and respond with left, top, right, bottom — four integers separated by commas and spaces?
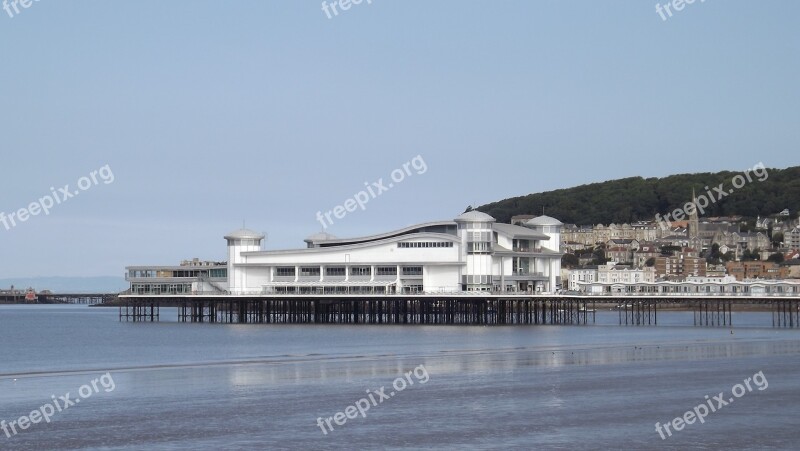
0, 0, 798, 278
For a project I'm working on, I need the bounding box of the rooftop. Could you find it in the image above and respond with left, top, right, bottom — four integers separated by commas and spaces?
526, 215, 563, 226
454, 210, 496, 223
224, 228, 265, 240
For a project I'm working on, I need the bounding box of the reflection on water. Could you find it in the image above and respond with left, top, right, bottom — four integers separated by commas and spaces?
2, 305, 800, 450
224, 338, 800, 386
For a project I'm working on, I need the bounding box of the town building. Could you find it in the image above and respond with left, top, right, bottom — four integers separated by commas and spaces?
725, 261, 790, 281
654, 252, 707, 278
633, 243, 661, 268
787, 227, 800, 250
574, 277, 800, 295
561, 222, 662, 247
567, 266, 598, 291
780, 259, 800, 279
597, 263, 656, 285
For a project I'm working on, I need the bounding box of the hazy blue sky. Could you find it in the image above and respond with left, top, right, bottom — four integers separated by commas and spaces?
1, 1, 798, 277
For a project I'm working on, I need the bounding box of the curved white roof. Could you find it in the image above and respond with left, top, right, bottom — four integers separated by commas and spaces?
526, 215, 563, 226
305, 232, 338, 242
224, 228, 265, 240
308, 221, 456, 247
454, 210, 496, 222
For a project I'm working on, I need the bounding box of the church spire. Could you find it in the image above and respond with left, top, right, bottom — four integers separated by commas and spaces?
689, 188, 700, 240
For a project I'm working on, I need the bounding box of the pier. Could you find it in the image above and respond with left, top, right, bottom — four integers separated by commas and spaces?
0, 292, 115, 305
116, 293, 800, 328
119, 294, 596, 326
39, 293, 116, 305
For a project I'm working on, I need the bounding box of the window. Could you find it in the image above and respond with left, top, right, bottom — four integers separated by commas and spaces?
276, 267, 295, 277
402, 266, 423, 276
468, 242, 491, 253
376, 266, 397, 276
300, 267, 321, 277
398, 242, 453, 248
326, 266, 346, 277
350, 266, 371, 276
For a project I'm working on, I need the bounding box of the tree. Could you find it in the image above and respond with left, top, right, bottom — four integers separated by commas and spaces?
476, 166, 800, 225
741, 249, 761, 261
767, 253, 785, 263
706, 243, 722, 264
772, 232, 784, 247
645, 257, 656, 267
561, 254, 579, 268
592, 247, 607, 265
661, 245, 681, 256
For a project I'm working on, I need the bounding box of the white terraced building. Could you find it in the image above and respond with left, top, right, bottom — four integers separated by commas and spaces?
219, 211, 564, 295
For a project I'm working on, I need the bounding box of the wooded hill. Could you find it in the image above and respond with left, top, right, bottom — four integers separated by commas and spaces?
476, 165, 800, 225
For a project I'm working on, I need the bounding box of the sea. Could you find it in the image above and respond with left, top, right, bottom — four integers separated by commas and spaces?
1, 304, 799, 450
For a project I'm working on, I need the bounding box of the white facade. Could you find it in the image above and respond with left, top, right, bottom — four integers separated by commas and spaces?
575, 278, 800, 296
568, 268, 597, 291
597, 263, 656, 285
224, 212, 564, 295
225, 229, 265, 294
787, 227, 800, 250
572, 263, 656, 294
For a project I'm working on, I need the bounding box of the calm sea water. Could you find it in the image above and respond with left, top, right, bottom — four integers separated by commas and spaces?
1, 304, 799, 450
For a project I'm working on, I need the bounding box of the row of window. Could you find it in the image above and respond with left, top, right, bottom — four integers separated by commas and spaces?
266, 284, 427, 294
275, 266, 423, 277
300, 267, 321, 277
467, 242, 492, 253
458, 222, 492, 230
229, 239, 260, 246
462, 275, 493, 284
397, 242, 454, 248
467, 232, 493, 242
131, 283, 193, 294
267, 286, 394, 295
129, 269, 227, 279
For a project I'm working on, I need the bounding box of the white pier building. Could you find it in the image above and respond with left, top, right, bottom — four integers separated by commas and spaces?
127, 212, 564, 295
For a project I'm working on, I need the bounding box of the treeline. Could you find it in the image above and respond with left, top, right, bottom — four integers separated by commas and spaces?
476, 166, 800, 225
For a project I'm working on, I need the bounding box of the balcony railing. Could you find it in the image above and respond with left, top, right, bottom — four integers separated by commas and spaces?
512, 247, 544, 253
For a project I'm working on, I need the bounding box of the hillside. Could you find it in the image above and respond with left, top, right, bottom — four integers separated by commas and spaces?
476, 165, 800, 225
